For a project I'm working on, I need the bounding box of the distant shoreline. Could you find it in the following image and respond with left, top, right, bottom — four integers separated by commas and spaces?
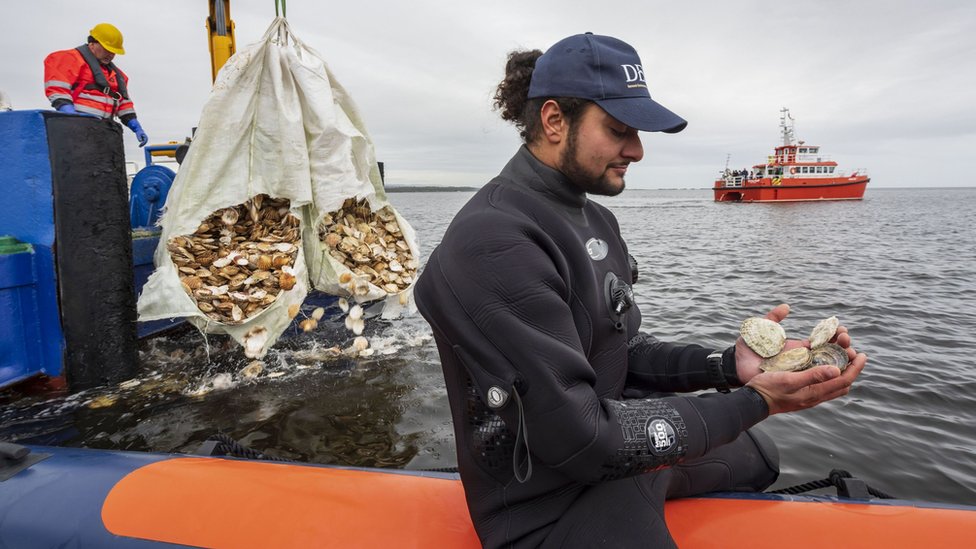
385, 186, 479, 193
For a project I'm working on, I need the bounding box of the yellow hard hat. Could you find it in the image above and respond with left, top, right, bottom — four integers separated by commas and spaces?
89, 23, 125, 55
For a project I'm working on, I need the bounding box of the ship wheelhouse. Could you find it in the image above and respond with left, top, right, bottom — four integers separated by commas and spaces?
769, 144, 839, 179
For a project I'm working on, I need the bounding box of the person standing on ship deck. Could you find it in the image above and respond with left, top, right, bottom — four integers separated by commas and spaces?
414, 32, 867, 548
44, 23, 149, 147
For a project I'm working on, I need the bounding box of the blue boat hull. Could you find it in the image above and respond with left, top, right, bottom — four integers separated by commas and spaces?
2, 444, 974, 548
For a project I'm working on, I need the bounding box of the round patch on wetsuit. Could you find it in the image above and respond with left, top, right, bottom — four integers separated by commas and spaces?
486, 386, 509, 408
645, 417, 677, 455
585, 238, 609, 261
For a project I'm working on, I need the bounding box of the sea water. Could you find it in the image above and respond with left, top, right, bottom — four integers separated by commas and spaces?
2, 187, 974, 505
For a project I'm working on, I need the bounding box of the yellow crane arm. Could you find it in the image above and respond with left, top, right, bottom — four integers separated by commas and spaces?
207, 0, 236, 83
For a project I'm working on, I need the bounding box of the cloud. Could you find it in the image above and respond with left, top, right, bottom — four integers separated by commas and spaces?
3, 0, 973, 189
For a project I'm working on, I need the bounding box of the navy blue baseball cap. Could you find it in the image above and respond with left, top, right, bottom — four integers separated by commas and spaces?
528, 33, 687, 133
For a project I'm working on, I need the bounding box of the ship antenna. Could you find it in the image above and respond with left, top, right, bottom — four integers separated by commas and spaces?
724, 153, 731, 171
780, 107, 796, 147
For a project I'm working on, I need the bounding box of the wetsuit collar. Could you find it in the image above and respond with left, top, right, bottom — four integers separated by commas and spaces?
510, 146, 588, 210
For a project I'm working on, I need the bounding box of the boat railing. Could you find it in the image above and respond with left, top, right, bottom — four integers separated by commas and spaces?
721, 175, 745, 187
794, 154, 834, 163
125, 161, 139, 187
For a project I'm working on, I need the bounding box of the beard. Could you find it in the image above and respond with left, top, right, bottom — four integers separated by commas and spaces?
558, 125, 626, 197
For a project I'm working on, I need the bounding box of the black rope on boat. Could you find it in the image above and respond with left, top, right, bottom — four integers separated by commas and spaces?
197, 433, 295, 463
768, 469, 895, 499
419, 466, 460, 474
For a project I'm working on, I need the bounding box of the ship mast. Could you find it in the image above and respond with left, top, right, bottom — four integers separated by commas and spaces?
780, 107, 796, 147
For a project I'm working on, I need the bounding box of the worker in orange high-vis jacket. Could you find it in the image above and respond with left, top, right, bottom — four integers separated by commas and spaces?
44, 23, 149, 147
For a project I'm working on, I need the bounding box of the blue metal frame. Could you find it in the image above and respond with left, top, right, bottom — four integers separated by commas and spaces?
0, 111, 68, 385
142, 144, 180, 167
0, 245, 46, 386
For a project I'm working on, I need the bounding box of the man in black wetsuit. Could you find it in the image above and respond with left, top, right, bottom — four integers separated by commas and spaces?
415, 33, 867, 548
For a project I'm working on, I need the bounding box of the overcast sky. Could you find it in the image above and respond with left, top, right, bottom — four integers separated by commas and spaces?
3, 1, 974, 189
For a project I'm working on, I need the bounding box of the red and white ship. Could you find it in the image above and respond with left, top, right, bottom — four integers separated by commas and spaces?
713, 108, 869, 202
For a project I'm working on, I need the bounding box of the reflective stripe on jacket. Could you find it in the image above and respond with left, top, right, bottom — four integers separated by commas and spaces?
43, 47, 136, 121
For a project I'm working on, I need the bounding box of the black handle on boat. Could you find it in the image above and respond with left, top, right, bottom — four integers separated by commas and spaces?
768, 469, 895, 499
0, 442, 30, 462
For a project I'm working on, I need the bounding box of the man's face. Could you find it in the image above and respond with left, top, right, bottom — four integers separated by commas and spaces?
89, 42, 116, 65
558, 105, 644, 196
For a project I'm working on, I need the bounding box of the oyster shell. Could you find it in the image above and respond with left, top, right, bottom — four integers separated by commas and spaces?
809, 343, 849, 372
317, 197, 417, 296
345, 316, 365, 335
753, 314, 850, 373
352, 336, 369, 352
169, 194, 300, 325
760, 347, 811, 372
243, 326, 269, 359
87, 394, 118, 409
221, 208, 239, 225
740, 317, 787, 358
240, 361, 264, 378
808, 316, 839, 348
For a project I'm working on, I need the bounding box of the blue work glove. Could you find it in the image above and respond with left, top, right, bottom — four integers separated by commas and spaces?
57, 103, 97, 118
127, 118, 149, 147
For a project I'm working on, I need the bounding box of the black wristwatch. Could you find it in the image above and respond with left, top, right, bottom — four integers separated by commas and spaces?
706, 351, 731, 393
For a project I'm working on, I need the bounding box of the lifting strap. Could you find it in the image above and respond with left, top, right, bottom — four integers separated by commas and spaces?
73, 45, 129, 101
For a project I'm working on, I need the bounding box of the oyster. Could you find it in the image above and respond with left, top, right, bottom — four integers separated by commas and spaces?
168, 194, 301, 325
240, 361, 264, 378
808, 316, 839, 348
740, 317, 787, 358
753, 314, 850, 373
346, 336, 373, 358
760, 347, 811, 373
317, 197, 417, 297
352, 336, 369, 352
809, 343, 849, 372
221, 208, 239, 226
243, 326, 269, 359
87, 394, 118, 409
345, 315, 365, 336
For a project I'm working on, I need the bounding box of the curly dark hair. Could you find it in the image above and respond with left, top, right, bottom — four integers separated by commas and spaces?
493, 49, 589, 143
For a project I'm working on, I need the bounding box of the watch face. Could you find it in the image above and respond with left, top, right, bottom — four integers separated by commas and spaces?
707, 352, 731, 392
